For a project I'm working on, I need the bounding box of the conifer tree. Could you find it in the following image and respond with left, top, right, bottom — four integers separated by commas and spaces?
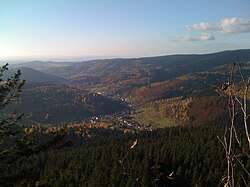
0, 63, 25, 160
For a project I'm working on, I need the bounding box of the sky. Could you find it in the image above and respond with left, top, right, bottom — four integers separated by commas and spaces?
1, 0, 250, 60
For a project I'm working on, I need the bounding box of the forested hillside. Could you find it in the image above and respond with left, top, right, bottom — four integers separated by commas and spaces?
5, 67, 66, 83
11, 50, 250, 127
2, 0, 250, 186
46, 49, 250, 93
1, 127, 249, 186
1, 50, 250, 187
4, 83, 127, 125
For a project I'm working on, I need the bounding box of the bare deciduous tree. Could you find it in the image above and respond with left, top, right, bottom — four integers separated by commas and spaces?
217, 60, 250, 187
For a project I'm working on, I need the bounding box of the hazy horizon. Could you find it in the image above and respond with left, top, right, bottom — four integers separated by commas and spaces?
1, 48, 250, 65
0, 48, 250, 65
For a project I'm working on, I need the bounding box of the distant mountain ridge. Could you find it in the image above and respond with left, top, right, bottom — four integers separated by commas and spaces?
41, 49, 250, 94
10, 49, 250, 82
10, 61, 72, 72
46, 49, 250, 77
5, 67, 66, 83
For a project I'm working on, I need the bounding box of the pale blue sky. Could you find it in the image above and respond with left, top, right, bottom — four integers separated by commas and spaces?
1, 0, 250, 60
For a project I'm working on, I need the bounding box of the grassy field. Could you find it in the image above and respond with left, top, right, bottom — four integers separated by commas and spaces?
131, 106, 177, 128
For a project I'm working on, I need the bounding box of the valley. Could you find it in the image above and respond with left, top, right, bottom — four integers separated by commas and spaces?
2, 49, 250, 187
7, 49, 250, 129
